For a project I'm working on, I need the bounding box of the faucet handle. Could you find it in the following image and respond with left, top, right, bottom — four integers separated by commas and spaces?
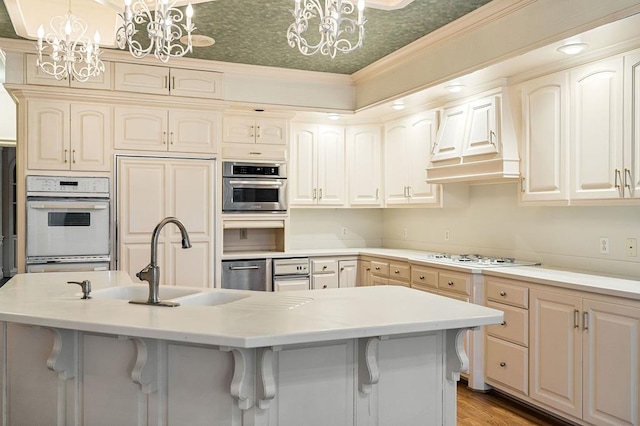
68, 280, 92, 299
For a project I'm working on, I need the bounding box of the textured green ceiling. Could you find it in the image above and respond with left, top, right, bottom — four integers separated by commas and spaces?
0, 0, 492, 74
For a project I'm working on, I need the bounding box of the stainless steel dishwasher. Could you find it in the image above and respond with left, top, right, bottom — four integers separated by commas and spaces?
221, 259, 271, 291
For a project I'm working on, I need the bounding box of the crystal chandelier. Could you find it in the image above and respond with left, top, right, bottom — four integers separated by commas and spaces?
287, 0, 366, 58
35, 4, 105, 82
117, 0, 196, 63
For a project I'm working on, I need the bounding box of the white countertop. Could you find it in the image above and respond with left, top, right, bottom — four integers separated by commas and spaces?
0, 271, 503, 348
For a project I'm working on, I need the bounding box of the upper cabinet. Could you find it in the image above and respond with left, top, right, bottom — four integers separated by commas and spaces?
221, 114, 289, 161
290, 123, 346, 207
346, 125, 383, 207
384, 111, 441, 206
25, 54, 112, 91
625, 50, 640, 199
114, 106, 221, 154
427, 88, 520, 184
27, 100, 111, 172
114, 63, 223, 99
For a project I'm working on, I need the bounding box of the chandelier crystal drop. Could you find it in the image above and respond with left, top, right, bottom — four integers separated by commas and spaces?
116, 0, 196, 63
287, 0, 366, 58
35, 8, 105, 82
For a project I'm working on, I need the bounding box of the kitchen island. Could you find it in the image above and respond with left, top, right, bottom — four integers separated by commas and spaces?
0, 271, 502, 426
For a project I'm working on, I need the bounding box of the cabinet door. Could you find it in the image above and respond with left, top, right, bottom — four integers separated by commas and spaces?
290, 124, 317, 205
582, 298, 640, 426
169, 68, 223, 99
431, 104, 467, 162
257, 118, 287, 145
114, 62, 169, 95
316, 125, 345, 206
408, 111, 440, 204
114, 106, 168, 151
168, 110, 221, 154
358, 260, 372, 286
70, 103, 112, 171
462, 96, 500, 157
520, 72, 570, 202
347, 125, 383, 206
570, 57, 624, 200
27, 100, 70, 170
222, 117, 257, 144
529, 289, 582, 418
384, 120, 410, 205
624, 50, 640, 198
338, 260, 357, 288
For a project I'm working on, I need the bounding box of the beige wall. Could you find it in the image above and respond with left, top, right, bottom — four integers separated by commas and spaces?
289, 183, 640, 279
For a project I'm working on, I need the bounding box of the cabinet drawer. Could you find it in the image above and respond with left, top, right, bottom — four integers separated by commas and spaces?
486, 301, 528, 346
438, 271, 471, 296
388, 263, 410, 281
371, 261, 389, 277
311, 259, 338, 274
388, 278, 410, 287
486, 279, 529, 308
221, 143, 287, 161
371, 275, 388, 286
411, 265, 438, 290
312, 273, 338, 289
486, 336, 528, 395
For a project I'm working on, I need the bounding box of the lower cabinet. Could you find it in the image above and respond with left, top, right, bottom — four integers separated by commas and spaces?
310, 257, 358, 289
358, 260, 372, 286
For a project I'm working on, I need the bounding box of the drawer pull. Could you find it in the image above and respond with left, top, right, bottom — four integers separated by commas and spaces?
322, 265, 328, 271
394, 270, 400, 274
322, 285, 327, 289
448, 281, 454, 286
419, 275, 425, 280
501, 321, 507, 326
499, 291, 507, 297
574, 309, 579, 328
375, 266, 381, 270
499, 362, 506, 367
365, 268, 371, 271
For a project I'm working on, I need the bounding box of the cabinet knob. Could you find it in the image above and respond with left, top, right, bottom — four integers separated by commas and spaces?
375, 266, 381, 270
322, 265, 327, 271
499, 291, 507, 297
501, 321, 507, 326
419, 275, 425, 280
340, 267, 344, 271
365, 268, 371, 271
394, 270, 400, 274
448, 281, 454, 286
499, 362, 506, 367
322, 285, 327, 289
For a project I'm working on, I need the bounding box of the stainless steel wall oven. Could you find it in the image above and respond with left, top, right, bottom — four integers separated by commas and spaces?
222, 162, 287, 213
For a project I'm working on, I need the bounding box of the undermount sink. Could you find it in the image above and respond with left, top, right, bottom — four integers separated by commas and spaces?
90, 285, 201, 301
173, 291, 250, 306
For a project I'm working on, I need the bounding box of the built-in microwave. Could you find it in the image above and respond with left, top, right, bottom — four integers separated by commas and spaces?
222, 162, 288, 213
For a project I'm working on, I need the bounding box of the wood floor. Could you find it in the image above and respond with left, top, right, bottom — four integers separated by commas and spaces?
457, 383, 575, 426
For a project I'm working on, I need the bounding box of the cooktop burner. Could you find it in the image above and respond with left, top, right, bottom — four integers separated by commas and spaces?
423, 253, 540, 268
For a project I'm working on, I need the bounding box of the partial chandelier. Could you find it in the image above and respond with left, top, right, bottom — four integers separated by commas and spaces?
35, 5, 105, 82
288, 0, 366, 58
117, 0, 196, 63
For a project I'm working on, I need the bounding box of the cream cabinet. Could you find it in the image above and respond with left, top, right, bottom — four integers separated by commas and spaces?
530, 287, 640, 425
346, 125, 383, 207
27, 100, 111, 171
623, 50, 640, 198
114, 62, 223, 99
519, 71, 570, 203
338, 260, 358, 288
25, 54, 112, 90
383, 111, 440, 205
570, 57, 625, 200
223, 116, 287, 145
311, 258, 338, 290
358, 260, 372, 286
114, 106, 221, 154
290, 123, 346, 206
116, 156, 215, 288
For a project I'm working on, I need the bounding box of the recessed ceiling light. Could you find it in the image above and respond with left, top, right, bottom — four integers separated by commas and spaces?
328, 113, 341, 121
557, 43, 588, 55
445, 84, 465, 93
391, 100, 405, 110
181, 34, 216, 47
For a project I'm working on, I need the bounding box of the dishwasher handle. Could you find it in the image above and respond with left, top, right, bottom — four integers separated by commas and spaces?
228, 265, 261, 270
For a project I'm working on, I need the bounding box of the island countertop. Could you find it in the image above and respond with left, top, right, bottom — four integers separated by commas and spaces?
0, 271, 503, 348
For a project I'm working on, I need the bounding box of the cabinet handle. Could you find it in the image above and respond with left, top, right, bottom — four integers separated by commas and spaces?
164, 76, 168, 89
501, 321, 507, 326
407, 186, 412, 198
249, 152, 262, 155
171, 76, 175, 89
615, 169, 621, 189
340, 267, 344, 271
72, 149, 76, 164
250, 125, 255, 138
64, 149, 68, 163
520, 176, 526, 193
583, 311, 589, 330
313, 188, 317, 200
376, 188, 379, 200
403, 186, 408, 197
375, 266, 381, 270
394, 270, 400, 274
256, 125, 261, 138
162, 131, 167, 145
170, 132, 174, 145
499, 362, 506, 367
448, 281, 454, 286
574, 309, 579, 328
499, 291, 507, 297
319, 188, 323, 199
489, 130, 497, 146
322, 285, 327, 289
365, 268, 371, 271
322, 266, 327, 271
419, 275, 425, 280
624, 168, 632, 195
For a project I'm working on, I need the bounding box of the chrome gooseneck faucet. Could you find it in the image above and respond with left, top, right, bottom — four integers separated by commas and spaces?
131, 217, 191, 307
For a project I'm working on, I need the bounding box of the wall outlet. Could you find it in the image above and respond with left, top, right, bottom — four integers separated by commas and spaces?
600, 237, 610, 254
627, 238, 637, 257
444, 229, 450, 241
239, 228, 248, 240
402, 228, 408, 239
341, 227, 348, 237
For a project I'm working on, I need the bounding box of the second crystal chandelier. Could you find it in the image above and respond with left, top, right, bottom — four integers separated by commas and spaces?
116, 0, 195, 63
287, 0, 366, 58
